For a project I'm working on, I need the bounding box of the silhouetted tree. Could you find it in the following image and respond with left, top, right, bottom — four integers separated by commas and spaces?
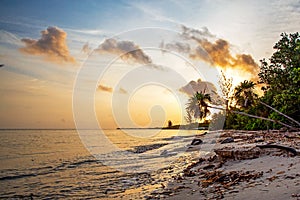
234, 80, 257, 108
186, 91, 211, 122
168, 120, 172, 128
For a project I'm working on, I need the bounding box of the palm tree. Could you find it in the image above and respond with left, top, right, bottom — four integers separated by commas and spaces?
186, 91, 212, 122
234, 80, 258, 108
233, 80, 299, 128
186, 91, 295, 129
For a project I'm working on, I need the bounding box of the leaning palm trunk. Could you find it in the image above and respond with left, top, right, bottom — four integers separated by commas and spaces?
259, 101, 300, 127
208, 105, 295, 130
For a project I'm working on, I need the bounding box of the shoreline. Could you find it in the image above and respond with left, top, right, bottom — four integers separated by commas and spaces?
146, 130, 300, 199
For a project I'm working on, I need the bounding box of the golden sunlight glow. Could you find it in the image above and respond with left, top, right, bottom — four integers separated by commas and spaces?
128, 85, 182, 128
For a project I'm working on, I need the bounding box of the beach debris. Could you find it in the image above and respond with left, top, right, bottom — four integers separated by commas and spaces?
220, 137, 234, 144
254, 137, 264, 143
146, 130, 300, 200
291, 193, 300, 198
201, 170, 263, 188
284, 132, 300, 139
267, 175, 278, 182
202, 164, 215, 170
214, 146, 261, 160
182, 161, 200, 177
256, 144, 299, 156
191, 138, 203, 145
279, 127, 288, 132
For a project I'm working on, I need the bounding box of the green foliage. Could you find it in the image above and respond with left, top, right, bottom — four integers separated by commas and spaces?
188, 32, 300, 130
259, 32, 300, 90
258, 32, 300, 126
224, 32, 300, 130
209, 111, 226, 131
234, 80, 257, 108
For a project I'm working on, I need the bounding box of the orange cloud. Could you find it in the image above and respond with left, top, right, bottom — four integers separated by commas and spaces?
96, 38, 152, 64
98, 84, 113, 93
20, 26, 76, 63
234, 54, 259, 76
191, 39, 233, 66
180, 26, 259, 81
191, 38, 259, 81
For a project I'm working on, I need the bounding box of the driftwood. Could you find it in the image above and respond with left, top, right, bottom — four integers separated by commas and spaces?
214, 147, 261, 160
256, 144, 299, 156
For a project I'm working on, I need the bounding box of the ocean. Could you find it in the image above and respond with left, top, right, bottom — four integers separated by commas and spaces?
0, 129, 208, 199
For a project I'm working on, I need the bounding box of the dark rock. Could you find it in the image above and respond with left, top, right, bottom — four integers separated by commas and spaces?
279, 127, 288, 132
220, 137, 234, 144
285, 175, 295, 179
202, 164, 215, 170
191, 138, 203, 145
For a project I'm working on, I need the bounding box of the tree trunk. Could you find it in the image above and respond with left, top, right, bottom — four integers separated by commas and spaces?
259, 101, 300, 127
244, 97, 248, 107
208, 105, 295, 129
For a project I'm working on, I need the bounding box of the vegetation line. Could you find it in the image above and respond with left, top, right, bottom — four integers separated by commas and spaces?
208, 106, 295, 129
258, 101, 300, 127
184, 32, 299, 131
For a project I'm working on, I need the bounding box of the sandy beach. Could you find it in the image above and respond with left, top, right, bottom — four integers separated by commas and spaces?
147, 130, 300, 200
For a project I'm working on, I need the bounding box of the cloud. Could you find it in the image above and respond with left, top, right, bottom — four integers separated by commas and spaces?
98, 84, 113, 93
179, 79, 222, 105
20, 26, 76, 63
127, 2, 180, 24
0, 30, 22, 47
191, 38, 233, 66
179, 79, 216, 96
176, 25, 259, 81
96, 38, 152, 64
64, 28, 104, 35
81, 42, 92, 54
190, 38, 259, 80
159, 41, 191, 54
119, 87, 128, 94
181, 25, 216, 41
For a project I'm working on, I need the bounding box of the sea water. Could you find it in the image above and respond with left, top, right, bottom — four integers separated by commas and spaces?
0, 129, 206, 199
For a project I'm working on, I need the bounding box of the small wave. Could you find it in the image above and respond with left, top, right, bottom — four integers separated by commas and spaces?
0, 173, 37, 181
161, 135, 195, 141
127, 143, 169, 154
0, 157, 108, 182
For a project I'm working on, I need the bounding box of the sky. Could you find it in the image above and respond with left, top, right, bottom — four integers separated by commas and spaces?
0, 0, 299, 129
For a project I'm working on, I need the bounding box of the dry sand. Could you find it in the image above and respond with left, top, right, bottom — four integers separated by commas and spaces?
147, 130, 300, 200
